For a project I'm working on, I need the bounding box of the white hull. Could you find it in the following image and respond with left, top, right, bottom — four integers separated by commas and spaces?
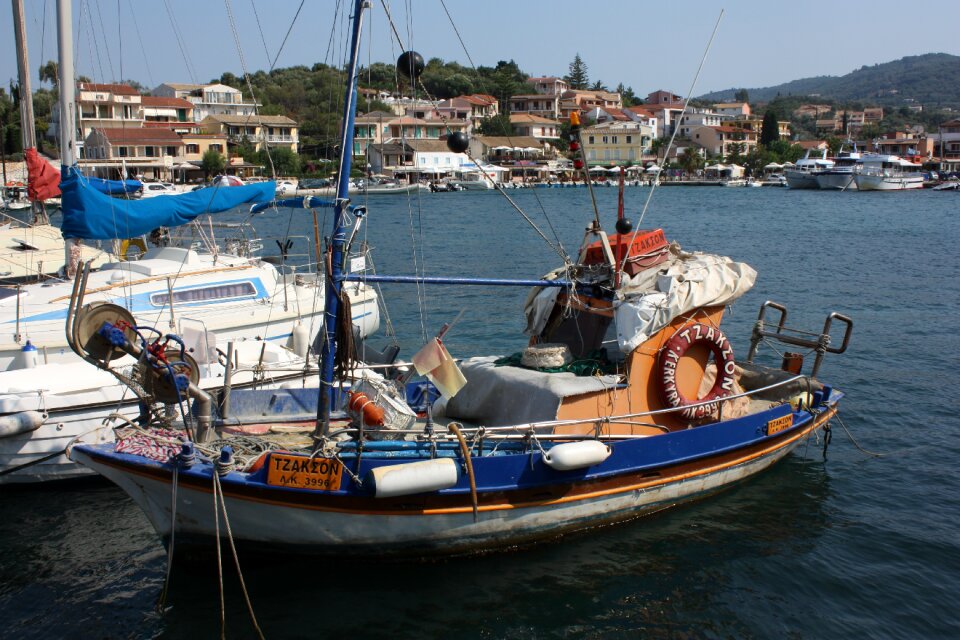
0, 223, 111, 281
854, 174, 924, 191
0, 247, 379, 369
0, 343, 320, 483
815, 172, 858, 191
72, 430, 814, 554
784, 170, 820, 190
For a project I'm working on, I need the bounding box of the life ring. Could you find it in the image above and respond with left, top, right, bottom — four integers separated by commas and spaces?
119, 238, 148, 261
658, 322, 736, 420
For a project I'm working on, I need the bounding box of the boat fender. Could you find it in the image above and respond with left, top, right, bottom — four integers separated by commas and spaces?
289, 322, 310, 358
9, 340, 39, 371
658, 322, 736, 420
348, 391, 385, 426
0, 410, 47, 438
543, 440, 611, 471
369, 458, 459, 498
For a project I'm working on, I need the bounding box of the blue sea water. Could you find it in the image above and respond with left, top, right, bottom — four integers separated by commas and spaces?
1, 185, 958, 639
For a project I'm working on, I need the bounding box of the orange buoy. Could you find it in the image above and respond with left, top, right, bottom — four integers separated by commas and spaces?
348, 391, 385, 426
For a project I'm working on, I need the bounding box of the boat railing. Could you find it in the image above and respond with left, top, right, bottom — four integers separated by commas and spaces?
746, 300, 852, 377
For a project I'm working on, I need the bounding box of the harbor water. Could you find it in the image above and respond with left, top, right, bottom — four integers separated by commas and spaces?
1, 185, 958, 638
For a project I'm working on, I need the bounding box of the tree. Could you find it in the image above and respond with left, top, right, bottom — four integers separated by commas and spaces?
263, 147, 301, 176
38, 60, 58, 87
760, 110, 780, 147
617, 83, 639, 107
679, 146, 703, 175
201, 148, 226, 178
734, 88, 749, 103
590, 80, 607, 92
564, 53, 589, 90
476, 114, 513, 136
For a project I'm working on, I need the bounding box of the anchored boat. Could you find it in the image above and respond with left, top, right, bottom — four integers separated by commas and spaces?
69, 0, 853, 559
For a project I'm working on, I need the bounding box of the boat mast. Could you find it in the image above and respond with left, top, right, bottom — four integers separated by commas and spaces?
56, 0, 75, 168
12, 0, 49, 224
316, 0, 367, 437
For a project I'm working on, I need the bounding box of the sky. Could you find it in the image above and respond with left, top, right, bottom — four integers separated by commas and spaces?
3, 0, 960, 99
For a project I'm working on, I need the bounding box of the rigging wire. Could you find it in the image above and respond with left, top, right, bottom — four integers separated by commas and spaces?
624, 9, 724, 269
269, 0, 306, 72
223, 0, 277, 178
92, 0, 116, 81
249, 0, 273, 69
162, 0, 199, 84
126, 0, 154, 88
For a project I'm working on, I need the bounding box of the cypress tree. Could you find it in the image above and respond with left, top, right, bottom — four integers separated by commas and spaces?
760, 110, 780, 146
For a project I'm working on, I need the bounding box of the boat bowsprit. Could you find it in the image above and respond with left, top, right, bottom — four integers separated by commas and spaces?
67, 0, 855, 560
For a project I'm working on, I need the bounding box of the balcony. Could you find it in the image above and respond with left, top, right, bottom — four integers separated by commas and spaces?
265, 135, 297, 144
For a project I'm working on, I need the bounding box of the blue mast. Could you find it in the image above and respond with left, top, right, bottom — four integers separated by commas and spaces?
317, 0, 367, 436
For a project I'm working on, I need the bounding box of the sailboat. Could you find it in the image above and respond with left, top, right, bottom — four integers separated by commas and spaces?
0, 0, 111, 283
69, 0, 853, 558
0, 0, 382, 483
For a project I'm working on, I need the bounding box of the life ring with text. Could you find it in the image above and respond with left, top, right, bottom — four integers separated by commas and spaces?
119, 238, 148, 260
658, 322, 736, 420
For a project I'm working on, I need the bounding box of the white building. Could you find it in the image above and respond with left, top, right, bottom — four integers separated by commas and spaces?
153, 83, 261, 122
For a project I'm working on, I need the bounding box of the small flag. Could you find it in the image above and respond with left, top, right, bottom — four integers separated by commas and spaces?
412, 338, 467, 398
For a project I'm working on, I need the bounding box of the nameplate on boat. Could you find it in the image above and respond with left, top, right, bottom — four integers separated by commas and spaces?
766, 415, 793, 436
266, 453, 343, 491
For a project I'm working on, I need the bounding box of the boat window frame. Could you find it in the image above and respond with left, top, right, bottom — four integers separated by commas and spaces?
149, 280, 260, 307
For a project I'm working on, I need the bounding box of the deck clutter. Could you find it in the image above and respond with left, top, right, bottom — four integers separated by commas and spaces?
62, 0, 853, 571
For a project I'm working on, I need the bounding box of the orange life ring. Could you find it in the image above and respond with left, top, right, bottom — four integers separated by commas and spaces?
658, 322, 736, 420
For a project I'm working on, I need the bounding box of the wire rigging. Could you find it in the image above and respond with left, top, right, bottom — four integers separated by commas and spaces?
269, 0, 306, 72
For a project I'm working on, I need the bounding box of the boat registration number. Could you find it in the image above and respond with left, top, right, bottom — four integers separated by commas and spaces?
266, 453, 343, 491
766, 415, 793, 436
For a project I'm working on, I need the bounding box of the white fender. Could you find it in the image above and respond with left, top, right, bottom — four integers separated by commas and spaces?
369, 458, 459, 498
543, 440, 611, 471
0, 410, 47, 438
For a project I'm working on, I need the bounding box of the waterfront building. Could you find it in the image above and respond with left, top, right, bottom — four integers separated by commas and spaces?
689, 124, 758, 159
509, 114, 560, 141
200, 114, 299, 153
153, 83, 260, 123
581, 121, 654, 166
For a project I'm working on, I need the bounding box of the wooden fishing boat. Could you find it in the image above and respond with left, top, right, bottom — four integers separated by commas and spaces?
68, 0, 853, 558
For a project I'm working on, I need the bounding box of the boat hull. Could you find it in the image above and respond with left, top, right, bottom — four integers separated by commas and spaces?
854, 174, 924, 191
815, 172, 858, 190
70, 404, 836, 556
784, 171, 820, 189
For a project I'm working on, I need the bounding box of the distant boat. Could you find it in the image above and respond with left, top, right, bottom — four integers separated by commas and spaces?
815, 149, 863, 191
854, 155, 924, 191
785, 150, 834, 189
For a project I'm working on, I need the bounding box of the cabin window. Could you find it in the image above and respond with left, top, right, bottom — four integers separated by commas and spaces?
150, 281, 258, 307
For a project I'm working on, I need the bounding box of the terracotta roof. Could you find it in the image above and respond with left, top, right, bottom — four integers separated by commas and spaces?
141, 96, 194, 109
94, 127, 184, 145
510, 93, 559, 101
710, 125, 753, 133
78, 82, 140, 96
796, 140, 827, 149
159, 82, 206, 90
509, 113, 557, 124
714, 102, 748, 109
473, 135, 544, 148
202, 114, 297, 126
461, 94, 497, 105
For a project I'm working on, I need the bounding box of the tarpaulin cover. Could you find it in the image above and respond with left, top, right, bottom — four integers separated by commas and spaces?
59, 165, 275, 240
24, 148, 60, 201
85, 176, 142, 195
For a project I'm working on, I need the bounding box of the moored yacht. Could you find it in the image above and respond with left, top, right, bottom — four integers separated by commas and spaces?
815, 149, 864, 190
784, 150, 834, 189
854, 155, 924, 191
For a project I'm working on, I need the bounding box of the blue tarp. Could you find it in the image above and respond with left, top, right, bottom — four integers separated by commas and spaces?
85, 176, 142, 195
59, 166, 276, 240
249, 196, 335, 213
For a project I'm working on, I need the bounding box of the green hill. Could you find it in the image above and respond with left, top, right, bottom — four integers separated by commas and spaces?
699, 53, 960, 109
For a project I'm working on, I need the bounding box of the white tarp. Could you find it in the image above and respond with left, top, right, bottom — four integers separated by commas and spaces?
523, 243, 756, 354
613, 244, 756, 352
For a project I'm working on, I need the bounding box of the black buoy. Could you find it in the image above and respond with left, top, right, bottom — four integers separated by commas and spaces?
446, 132, 469, 154
615, 217, 633, 235
397, 51, 425, 80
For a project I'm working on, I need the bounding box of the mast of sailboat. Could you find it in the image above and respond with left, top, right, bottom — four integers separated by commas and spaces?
56, 0, 82, 278
12, 0, 49, 224
316, 0, 368, 437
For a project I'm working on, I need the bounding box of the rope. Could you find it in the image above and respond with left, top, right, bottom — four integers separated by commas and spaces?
449, 422, 478, 522
249, 0, 273, 68
834, 412, 889, 457
269, 0, 306, 72
213, 472, 266, 640
156, 464, 179, 613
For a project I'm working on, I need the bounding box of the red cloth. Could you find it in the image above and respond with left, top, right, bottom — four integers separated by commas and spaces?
25, 147, 61, 201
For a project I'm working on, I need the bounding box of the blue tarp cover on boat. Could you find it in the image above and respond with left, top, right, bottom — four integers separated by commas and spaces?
86, 176, 142, 195
59, 166, 275, 240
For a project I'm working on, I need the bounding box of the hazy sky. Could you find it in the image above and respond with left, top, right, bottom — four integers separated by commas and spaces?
3, 0, 960, 98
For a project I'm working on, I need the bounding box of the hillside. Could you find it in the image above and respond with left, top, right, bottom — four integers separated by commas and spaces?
699, 53, 960, 108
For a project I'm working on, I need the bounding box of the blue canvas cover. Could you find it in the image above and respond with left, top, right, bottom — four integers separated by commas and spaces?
59, 166, 275, 240
86, 176, 142, 195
